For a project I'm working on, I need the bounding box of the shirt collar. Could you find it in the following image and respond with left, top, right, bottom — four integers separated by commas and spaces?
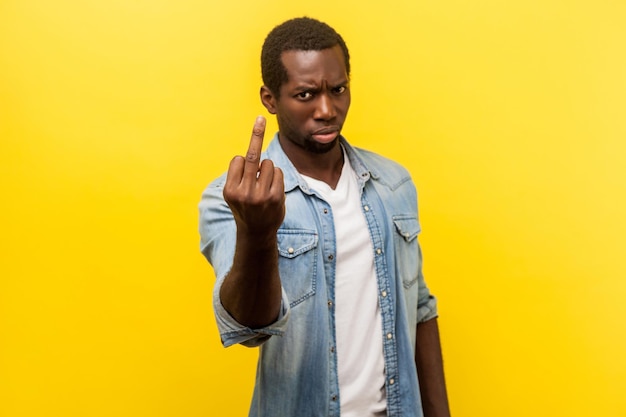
264, 133, 373, 194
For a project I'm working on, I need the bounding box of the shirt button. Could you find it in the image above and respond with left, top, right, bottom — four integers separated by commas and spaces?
404, 232, 410, 238
376, 248, 382, 255
330, 346, 335, 353
332, 395, 337, 401
328, 254, 334, 260
387, 333, 393, 340
327, 300, 333, 307
381, 290, 387, 297
389, 378, 395, 385
323, 208, 328, 214
287, 247, 294, 254
363, 205, 369, 211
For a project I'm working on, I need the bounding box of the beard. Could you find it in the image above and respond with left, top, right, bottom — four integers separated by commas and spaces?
301, 135, 339, 154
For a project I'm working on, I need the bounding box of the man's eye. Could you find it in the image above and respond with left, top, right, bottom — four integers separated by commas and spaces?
333, 86, 346, 94
296, 91, 312, 99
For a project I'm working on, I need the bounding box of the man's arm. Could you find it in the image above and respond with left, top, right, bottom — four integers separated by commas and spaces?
219, 116, 285, 328
415, 317, 451, 417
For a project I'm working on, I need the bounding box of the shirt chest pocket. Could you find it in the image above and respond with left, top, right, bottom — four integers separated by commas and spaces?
276, 230, 319, 308
392, 216, 421, 288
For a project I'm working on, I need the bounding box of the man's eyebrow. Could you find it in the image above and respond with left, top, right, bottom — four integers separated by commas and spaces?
291, 78, 349, 91
332, 79, 349, 87
291, 82, 319, 91
328, 77, 349, 87
292, 85, 314, 91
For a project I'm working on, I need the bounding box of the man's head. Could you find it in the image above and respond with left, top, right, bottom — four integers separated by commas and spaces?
259, 17, 352, 156
261, 17, 350, 97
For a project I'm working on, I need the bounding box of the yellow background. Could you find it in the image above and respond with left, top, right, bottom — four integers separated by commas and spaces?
1, 0, 625, 416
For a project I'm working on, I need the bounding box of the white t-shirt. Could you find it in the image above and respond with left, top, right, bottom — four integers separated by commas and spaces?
301, 151, 387, 417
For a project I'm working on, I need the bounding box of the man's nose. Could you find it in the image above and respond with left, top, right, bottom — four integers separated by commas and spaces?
314, 93, 336, 120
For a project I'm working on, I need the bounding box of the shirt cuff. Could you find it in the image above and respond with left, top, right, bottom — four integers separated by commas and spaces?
214, 287, 291, 348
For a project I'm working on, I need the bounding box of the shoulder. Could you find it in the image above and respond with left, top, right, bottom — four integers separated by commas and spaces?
353, 147, 408, 172
351, 147, 414, 191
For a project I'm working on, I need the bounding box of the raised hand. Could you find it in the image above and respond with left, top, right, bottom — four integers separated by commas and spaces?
219, 116, 284, 327
223, 116, 285, 237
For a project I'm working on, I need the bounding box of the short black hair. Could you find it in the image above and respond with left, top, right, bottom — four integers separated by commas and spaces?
261, 17, 351, 96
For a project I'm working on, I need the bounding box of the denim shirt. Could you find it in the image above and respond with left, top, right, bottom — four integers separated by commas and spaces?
199, 135, 438, 417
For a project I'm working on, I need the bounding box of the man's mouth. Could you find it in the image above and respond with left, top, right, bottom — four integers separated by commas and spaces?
311, 127, 340, 143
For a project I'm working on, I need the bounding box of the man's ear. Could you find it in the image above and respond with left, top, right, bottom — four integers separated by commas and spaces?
260, 86, 277, 115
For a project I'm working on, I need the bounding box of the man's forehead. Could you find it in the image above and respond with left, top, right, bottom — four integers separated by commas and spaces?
280, 46, 347, 77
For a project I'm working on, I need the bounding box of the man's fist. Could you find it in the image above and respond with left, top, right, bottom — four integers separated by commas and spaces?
223, 116, 285, 237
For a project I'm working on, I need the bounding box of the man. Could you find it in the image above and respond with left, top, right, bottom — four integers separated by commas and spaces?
199, 17, 450, 417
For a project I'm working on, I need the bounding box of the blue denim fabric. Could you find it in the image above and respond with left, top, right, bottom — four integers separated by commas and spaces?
199, 135, 438, 417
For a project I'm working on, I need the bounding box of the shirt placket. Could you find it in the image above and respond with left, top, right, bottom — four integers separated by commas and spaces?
311, 191, 341, 417
361, 186, 401, 416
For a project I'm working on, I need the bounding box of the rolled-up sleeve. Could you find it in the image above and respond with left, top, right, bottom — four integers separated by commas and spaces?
416, 243, 439, 323
213, 283, 290, 347
417, 294, 438, 323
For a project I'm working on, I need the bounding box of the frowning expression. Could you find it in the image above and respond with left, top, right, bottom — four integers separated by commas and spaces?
261, 45, 351, 154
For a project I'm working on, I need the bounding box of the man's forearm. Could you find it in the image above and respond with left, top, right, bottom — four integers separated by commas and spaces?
415, 317, 451, 417
219, 231, 282, 328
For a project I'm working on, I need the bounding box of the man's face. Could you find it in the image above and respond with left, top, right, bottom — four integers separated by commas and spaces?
262, 45, 351, 154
